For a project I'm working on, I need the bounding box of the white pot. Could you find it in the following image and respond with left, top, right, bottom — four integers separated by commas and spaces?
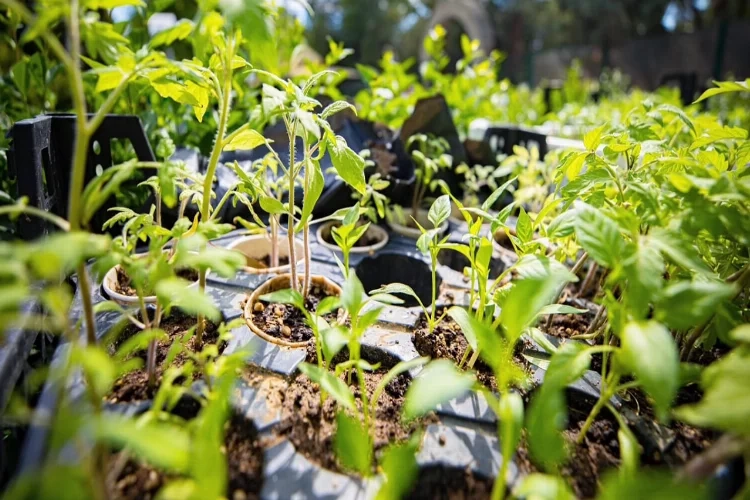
103, 262, 199, 305
387, 207, 449, 240
227, 234, 305, 275
316, 221, 389, 254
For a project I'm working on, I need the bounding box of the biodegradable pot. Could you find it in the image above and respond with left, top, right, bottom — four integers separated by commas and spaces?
387, 207, 449, 240
227, 234, 304, 275
244, 273, 342, 348
103, 261, 199, 305
316, 221, 389, 254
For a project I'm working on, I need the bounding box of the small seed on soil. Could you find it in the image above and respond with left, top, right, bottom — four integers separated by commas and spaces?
144, 470, 159, 490
281, 325, 292, 337
254, 302, 265, 312
438, 434, 446, 446
274, 306, 284, 317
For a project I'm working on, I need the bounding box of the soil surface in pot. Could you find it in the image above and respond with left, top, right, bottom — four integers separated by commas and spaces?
544, 311, 592, 340
107, 314, 219, 403
244, 254, 290, 270
276, 368, 435, 474
249, 282, 337, 343
109, 414, 263, 500
413, 312, 534, 392
321, 223, 383, 248
413, 314, 497, 391
631, 384, 716, 467
115, 267, 199, 297
515, 387, 715, 499
514, 395, 621, 499
408, 466, 494, 500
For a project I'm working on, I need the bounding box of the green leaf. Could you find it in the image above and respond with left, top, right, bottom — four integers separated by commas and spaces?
84, 0, 144, 7
219, 0, 276, 70
514, 254, 577, 282
428, 194, 451, 228
674, 348, 750, 435
693, 79, 750, 103
598, 469, 706, 500
372, 283, 424, 310
327, 135, 366, 194
574, 203, 625, 268
403, 360, 475, 420
295, 109, 321, 142
149, 19, 194, 48
501, 276, 571, 345
658, 104, 696, 137
516, 207, 533, 245
334, 411, 373, 476
372, 357, 428, 408
340, 272, 367, 318
583, 124, 607, 151
93, 414, 190, 473
655, 281, 735, 331
321, 100, 356, 119
258, 195, 286, 215
513, 473, 576, 500
624, 240, 665, 319
320, 327, 349, 362
619, 321, 679, 421
446, 306, 479, 351
649, 229, 711, 276
223, 129, 266, 152
536, 304, 588, 316
155, 278, 220, 322
297, 160, 325, 231
730, 324, 750, 344
526, 387, 567, 470
499, 392, 524, 475
543, 342, 592, 391
618, 426, 640, 477
376, 437, 420, 500
259, 288, 305, 311
297, 363, 355, 411
29, 233, 110, 279
95, 68, 125, 92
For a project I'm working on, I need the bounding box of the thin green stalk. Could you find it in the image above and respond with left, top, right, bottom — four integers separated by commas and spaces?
286, 118, 299, 293
577, 391, 609, 444
302, 150, 312, 296
197, 35, 235, 345
429, 250, 438, 333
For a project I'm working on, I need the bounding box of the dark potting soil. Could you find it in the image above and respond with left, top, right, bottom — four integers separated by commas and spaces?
322, 223, 383, 248
249, 283, 337, 343
407, 466, 494, 500
515, 386, 715, 499
545, 310, 592, 339
276, 369, 433, 474
109, 414, 263, 500
114, 267, 199, 297
107, 314, 219, 403
629, 384, 716, 467
514, 395, 621, 499
413, 314, 498, 391
244, 254, 290, 270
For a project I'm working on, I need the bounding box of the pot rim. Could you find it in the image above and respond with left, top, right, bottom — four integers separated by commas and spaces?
244, 273, 343, 349
227, 234, 305, 275
102, 259, 200, 305
386, 207, 449, 240
315, 221, 390, 254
